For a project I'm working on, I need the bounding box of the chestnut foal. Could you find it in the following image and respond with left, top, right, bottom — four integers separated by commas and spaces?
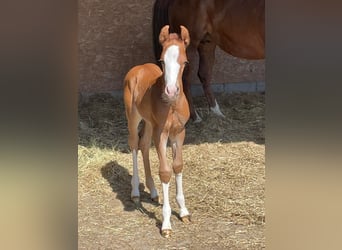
123, 25, 191, 237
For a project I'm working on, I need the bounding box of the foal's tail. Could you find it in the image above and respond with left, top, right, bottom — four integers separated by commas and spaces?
152, 0, 175, 65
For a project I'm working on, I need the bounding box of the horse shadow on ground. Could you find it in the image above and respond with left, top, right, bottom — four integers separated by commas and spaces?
100, 161, 185, 229
100, 161, 162, 225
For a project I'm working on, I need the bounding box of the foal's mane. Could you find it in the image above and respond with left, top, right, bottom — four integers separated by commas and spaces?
153, 0, 179, 65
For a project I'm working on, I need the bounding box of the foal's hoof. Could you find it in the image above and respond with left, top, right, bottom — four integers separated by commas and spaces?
161, 229, 172, 238
151, 196, 159, 203
181, 215, 191, 224
131, 196, 140, 205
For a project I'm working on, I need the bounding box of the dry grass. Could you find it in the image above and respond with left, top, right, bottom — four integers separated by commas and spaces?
78, 92, 265, 249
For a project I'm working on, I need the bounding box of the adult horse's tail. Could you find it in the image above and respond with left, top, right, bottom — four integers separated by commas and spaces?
152, 0, 175, 65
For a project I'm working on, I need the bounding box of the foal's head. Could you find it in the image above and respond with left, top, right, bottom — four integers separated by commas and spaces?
158, 25, 190, 102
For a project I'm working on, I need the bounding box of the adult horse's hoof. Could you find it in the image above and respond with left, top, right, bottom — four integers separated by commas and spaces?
161, 229, 172, 238
181, 215, 191, 224
192, 110, 202, 123
210, 100, 225, 118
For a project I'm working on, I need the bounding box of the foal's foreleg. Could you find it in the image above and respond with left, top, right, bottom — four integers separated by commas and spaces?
198, 41, 225, 117
172, 130, 190, 222
139, 121, 158, 202
154, 130, 173, 237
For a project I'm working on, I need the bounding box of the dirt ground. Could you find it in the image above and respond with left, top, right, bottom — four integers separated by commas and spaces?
78, 92, 265, 249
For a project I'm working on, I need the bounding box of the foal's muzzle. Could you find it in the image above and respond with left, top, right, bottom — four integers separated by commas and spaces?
165, 85, 180, 98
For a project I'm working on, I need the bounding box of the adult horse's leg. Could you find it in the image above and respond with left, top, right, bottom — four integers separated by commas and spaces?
183, 46, 202, 123
138, 121, 159, 202
153, 129, 173, 238
198, 40, 225, 117
171, 130, 190, 223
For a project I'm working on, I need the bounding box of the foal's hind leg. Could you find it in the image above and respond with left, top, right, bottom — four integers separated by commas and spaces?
138, 121, 159, 202
171, 130, 190, 223
198, 41, 225, 117
126, 110, 142, 203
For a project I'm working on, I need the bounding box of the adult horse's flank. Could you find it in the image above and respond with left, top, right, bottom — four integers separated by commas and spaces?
153, 0, 265, 122
124, 25, 191, 238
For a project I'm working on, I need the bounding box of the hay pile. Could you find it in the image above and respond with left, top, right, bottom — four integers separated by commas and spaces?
78, 92, 265, 249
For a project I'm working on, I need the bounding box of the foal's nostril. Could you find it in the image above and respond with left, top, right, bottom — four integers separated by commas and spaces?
165, 86, 171, 96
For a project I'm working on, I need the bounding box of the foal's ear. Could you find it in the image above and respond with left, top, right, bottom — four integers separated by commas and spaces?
180, 25, 190, 47
159, 25, 170, 45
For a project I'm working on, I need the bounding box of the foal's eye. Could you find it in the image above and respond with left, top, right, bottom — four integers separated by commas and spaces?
184, 61, 189, 66
158, 59, 164, 65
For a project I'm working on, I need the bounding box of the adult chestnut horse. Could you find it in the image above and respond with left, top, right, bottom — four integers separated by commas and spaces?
153, 0, 265, 122
124, 25, 191, 238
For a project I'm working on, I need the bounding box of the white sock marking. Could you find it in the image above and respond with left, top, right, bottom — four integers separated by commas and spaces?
161, 182, 172, 230
131, 149, 140, 198
193, 110, 203, 123
175, 173, 189, 218
210, 99, 225, 117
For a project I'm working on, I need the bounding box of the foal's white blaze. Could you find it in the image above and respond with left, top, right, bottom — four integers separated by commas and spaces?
164, 45, 180, 96
161, 182, 172, 230
175, 173, 189, 218
131, 149, 140, 199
